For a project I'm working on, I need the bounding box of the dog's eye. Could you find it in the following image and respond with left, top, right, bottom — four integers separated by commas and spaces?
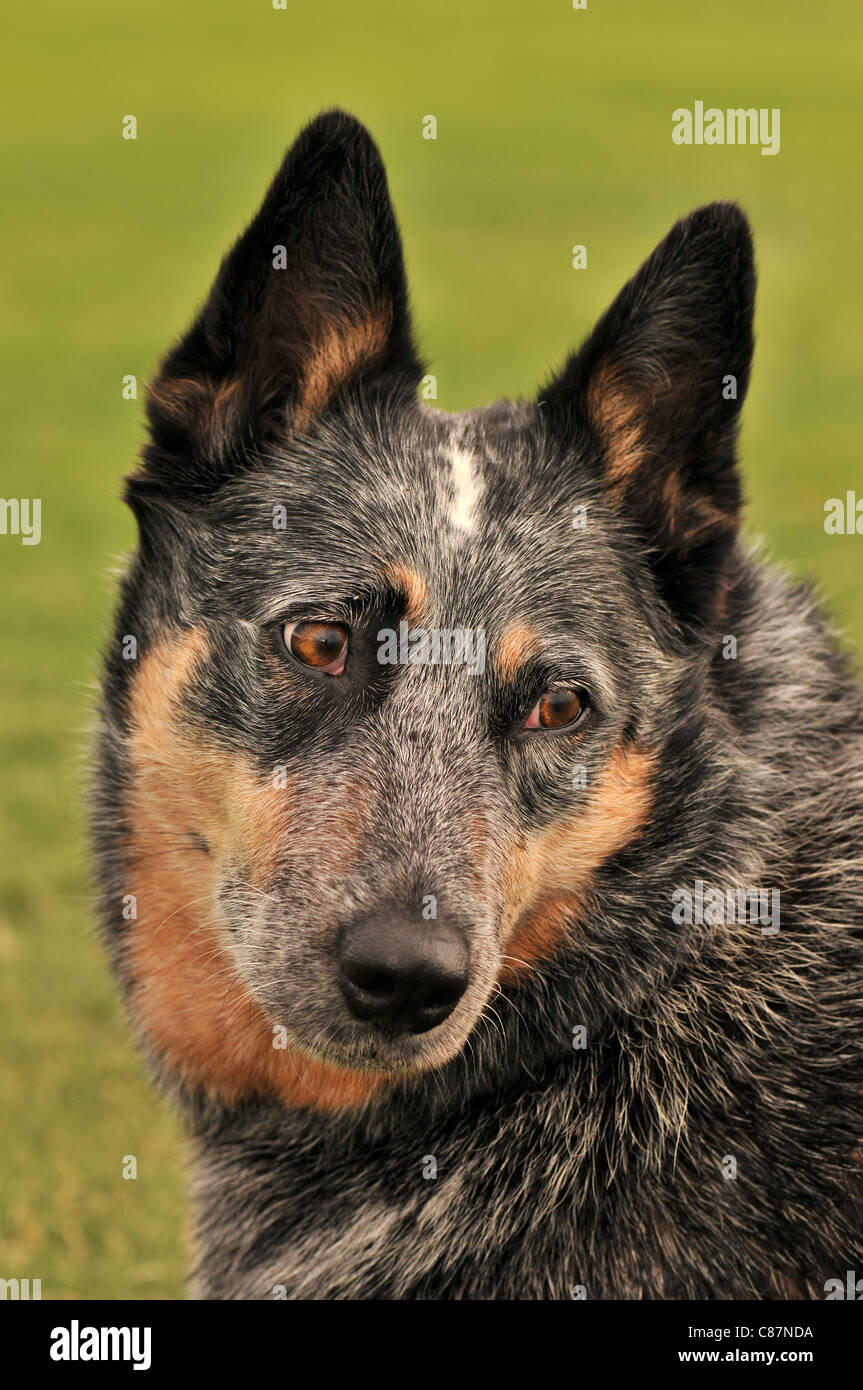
283, 620, 348, 675
524, 686, 586, 731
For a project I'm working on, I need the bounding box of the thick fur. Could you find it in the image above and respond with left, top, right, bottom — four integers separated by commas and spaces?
92, 111, 863, 1299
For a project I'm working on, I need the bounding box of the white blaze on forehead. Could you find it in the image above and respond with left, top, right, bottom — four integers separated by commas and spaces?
449, 444, 482, 532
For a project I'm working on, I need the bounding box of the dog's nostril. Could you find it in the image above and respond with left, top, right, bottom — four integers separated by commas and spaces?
423, 984, 462, 1011
366, 972, 393, 996
349, 968, 396, 999
339, 913, 470, 1035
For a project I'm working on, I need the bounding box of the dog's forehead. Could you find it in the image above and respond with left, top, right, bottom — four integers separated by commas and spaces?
225, 402, 615, 629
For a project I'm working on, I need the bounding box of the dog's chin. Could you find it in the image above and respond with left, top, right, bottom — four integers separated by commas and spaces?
273, 1012, 475, 1077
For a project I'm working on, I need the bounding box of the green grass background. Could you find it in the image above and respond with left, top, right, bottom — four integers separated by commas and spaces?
1, 0, 861, 1299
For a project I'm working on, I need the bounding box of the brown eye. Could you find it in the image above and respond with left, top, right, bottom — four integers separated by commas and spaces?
283, 620, 348, 675
524, 686, 585, 731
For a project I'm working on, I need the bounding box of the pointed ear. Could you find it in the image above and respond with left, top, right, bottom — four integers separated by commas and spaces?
137, 110, 422, 495
539, 203, 755, 636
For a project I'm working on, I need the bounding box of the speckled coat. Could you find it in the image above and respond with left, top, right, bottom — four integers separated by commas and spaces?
92, 111, 863, 1299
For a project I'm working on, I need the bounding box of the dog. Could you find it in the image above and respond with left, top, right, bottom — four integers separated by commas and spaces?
92, 110, 863, 1299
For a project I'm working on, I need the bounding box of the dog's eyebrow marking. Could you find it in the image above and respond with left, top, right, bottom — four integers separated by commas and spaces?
448, 444, 482, 532
495, 624, 619, 708
383, 563, 429, 622
496, 621, 542, 679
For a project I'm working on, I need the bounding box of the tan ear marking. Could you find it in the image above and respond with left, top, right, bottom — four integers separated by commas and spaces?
148, 301, 394, 446
586, 360, 646, 496
660, 469, 736, 545
147, 375, 244, 452
294, 302, 393, 431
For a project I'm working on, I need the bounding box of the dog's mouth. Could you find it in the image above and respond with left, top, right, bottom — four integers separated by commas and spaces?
311, 1028, 446, 1074
270, 1002, 481, 1075
250, 967, 494, 1079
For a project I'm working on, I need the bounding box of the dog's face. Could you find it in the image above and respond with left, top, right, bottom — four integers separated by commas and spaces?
113, 111, 754, 1103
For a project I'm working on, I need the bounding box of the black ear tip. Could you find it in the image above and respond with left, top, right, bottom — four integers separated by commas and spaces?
303, 107, 373, 137
271, 109, 389, 206
291, 108, 381, 163
679, 200, 755, 266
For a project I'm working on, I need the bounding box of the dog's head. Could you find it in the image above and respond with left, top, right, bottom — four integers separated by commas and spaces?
110, 111, 755, 1108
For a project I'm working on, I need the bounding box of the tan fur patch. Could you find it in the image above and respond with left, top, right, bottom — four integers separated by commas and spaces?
586, 360, 646, 496
661, 469, 736, 546
384, 563, 429, 623
124, 628, 385, 1113
500, 743, 655, 981
294, 304, 393, 432
495, 622, 542, 680
147, 375, 244, 453
588, 366, 738, 546
148, 301, 392, 444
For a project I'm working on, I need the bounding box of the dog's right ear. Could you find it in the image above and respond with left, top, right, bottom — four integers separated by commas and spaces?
538, 202, 755, 639
133, 110, 421, 498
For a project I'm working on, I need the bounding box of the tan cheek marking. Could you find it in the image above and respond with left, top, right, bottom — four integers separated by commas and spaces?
500, 743, 655, 981
586, 360, 646, 497
499, 893, 585, 985
124, 628, 385, 1113
293, 303, 393, 432
384, 563, 429, 623
495, 621, 541, 681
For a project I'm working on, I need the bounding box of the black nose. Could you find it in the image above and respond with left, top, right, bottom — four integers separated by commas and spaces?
339, 914, 470, 1034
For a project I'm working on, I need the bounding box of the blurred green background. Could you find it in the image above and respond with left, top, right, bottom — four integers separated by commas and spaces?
1, 0, 860, 1299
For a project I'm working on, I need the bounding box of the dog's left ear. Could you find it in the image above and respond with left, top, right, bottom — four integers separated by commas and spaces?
137, 110, 421, 497
539, 203, 755, 637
